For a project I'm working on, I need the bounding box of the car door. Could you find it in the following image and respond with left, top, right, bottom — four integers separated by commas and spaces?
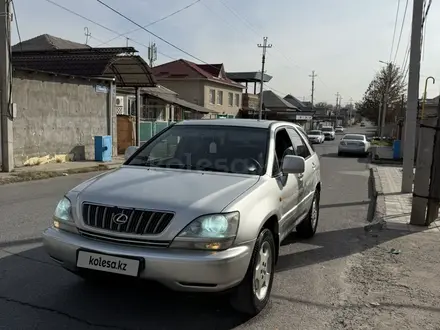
273, 127, 302, 237
286, 126, 317, 217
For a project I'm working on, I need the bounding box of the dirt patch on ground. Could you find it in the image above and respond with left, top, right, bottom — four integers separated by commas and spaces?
330, 228, 440, 330
0, 165, 112, 185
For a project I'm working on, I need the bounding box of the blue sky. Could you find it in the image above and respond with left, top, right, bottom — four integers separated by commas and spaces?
11, 0, 440, 105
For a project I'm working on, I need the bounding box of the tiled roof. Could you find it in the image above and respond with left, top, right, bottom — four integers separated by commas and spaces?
12, 34, 90, 52
152, 59, 243, 89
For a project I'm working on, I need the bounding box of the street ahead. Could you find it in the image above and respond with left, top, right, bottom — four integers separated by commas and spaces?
0, 126, 376, 330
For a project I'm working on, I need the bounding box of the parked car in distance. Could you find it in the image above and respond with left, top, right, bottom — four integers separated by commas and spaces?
338, 133, 370, 157
307, 130, 325, 144
321, 126, 336, 140
360, 122, 365, 127
42, 119, 322, 317
335, 126, 344, 133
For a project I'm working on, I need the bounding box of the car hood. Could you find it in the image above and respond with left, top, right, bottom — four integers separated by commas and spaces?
71, 166, 260, 215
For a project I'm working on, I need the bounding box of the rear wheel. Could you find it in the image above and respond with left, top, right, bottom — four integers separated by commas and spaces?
230, 228, 276, 316
296, 190, 320, 239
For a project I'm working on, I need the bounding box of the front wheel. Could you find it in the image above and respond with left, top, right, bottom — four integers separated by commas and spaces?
296, 190, 320, 238
229, 228, 276, 316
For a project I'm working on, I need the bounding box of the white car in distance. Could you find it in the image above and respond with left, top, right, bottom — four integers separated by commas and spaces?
335, 126, 344, 133
307, 130, 325, 144
338, 134, 370, 157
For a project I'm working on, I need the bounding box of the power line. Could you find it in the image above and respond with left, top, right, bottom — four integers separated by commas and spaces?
393, 0, 409, 63
97, 0, 202, 47
42, 0, 175, 61
96, 0, 212, 65
11, 0, 22, 51
389, 0, 401, 62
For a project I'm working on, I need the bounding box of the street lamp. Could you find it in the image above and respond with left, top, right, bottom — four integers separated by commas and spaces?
421, 76, 435, 120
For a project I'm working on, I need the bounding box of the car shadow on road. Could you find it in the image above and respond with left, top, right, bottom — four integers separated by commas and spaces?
277, 225, 413, 273
0, 243, 251, 330
0, 224, 418, 330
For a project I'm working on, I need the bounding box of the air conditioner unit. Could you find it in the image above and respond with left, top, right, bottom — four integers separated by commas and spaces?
115, 96, 125, 115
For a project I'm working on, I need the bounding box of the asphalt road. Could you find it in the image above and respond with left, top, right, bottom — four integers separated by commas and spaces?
0, 125, 376, 330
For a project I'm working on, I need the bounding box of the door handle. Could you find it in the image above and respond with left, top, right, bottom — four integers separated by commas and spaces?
312, 163, 316, 170
298, 173, 304, 180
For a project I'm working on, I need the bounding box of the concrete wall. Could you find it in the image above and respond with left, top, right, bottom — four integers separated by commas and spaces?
12, 70, 115, 166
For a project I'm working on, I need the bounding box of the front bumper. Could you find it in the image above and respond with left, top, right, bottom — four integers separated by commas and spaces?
324, 134, 334, 140
43, 227, 254, 292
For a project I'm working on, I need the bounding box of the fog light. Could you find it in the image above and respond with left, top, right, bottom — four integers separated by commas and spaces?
53, 220, 60, 228
205, 242, 222, 250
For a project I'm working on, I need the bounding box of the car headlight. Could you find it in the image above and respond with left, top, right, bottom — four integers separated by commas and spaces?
170, 212, 240, 251
340, 141, 346, 145
54, 197, 72, 222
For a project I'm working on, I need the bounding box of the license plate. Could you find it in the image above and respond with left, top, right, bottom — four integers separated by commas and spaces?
77, 251, 140, 277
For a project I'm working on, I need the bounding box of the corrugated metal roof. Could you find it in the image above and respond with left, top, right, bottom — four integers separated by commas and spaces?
226, 72, 273, 83
146, 92, 215, 114
259, 91, 300, 111
284, 94, 306, 109
12, 49, 156, 87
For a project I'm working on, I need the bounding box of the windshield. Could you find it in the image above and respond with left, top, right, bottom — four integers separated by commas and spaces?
309, 130, 322, 135
343, 135, 364, 141
321, 127, 333, 132
126, 125, 269, 175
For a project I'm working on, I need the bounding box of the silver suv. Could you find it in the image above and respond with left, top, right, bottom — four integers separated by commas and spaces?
43, 119, 321, 316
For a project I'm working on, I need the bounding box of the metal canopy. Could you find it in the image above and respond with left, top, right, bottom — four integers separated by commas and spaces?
12, 47, 156, 88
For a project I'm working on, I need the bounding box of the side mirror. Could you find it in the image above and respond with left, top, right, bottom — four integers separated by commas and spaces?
282, 155, 305, 174
124, 146, 139, 160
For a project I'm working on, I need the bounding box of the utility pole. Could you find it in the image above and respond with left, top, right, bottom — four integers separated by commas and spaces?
379, 62, 392, 136
0, 0, 13, 172
257, 37, 272, 120
147, 42, 157, 68
335, 92, 340, 125
402, 0, 424, 193
125, 37, 129, 47
309, 70, 317, 108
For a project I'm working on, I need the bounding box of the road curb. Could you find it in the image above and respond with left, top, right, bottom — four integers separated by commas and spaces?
0, 163, 121, 185
365, 166, 387, 231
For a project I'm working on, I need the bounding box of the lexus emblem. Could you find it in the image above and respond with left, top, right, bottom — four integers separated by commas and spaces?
112, 213, 128, 225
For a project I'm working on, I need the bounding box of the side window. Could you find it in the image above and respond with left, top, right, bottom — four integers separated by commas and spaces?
273, 128, 294, 175
286, 128, 311, 159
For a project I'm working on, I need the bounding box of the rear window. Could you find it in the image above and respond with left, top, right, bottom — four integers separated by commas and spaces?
309, 130, 321, 135
321, 127, 333, 132
343, 135, 364, 141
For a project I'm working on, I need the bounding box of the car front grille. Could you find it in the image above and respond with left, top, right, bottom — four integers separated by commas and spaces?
82, 203, 174, 235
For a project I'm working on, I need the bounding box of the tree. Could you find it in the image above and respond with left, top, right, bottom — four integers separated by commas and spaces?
314, 102, 333, 109
356, 63, 406, 124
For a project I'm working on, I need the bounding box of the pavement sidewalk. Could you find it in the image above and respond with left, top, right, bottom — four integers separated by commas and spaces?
339, 165, 440, 329
0, 157, 124, 185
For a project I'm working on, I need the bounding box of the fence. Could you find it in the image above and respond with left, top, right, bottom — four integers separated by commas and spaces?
140, 121, 175, 144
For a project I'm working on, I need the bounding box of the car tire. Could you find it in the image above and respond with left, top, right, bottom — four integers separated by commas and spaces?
296, 190, 320, 239
338, 151, 343, 156
229, 228, 276, 316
